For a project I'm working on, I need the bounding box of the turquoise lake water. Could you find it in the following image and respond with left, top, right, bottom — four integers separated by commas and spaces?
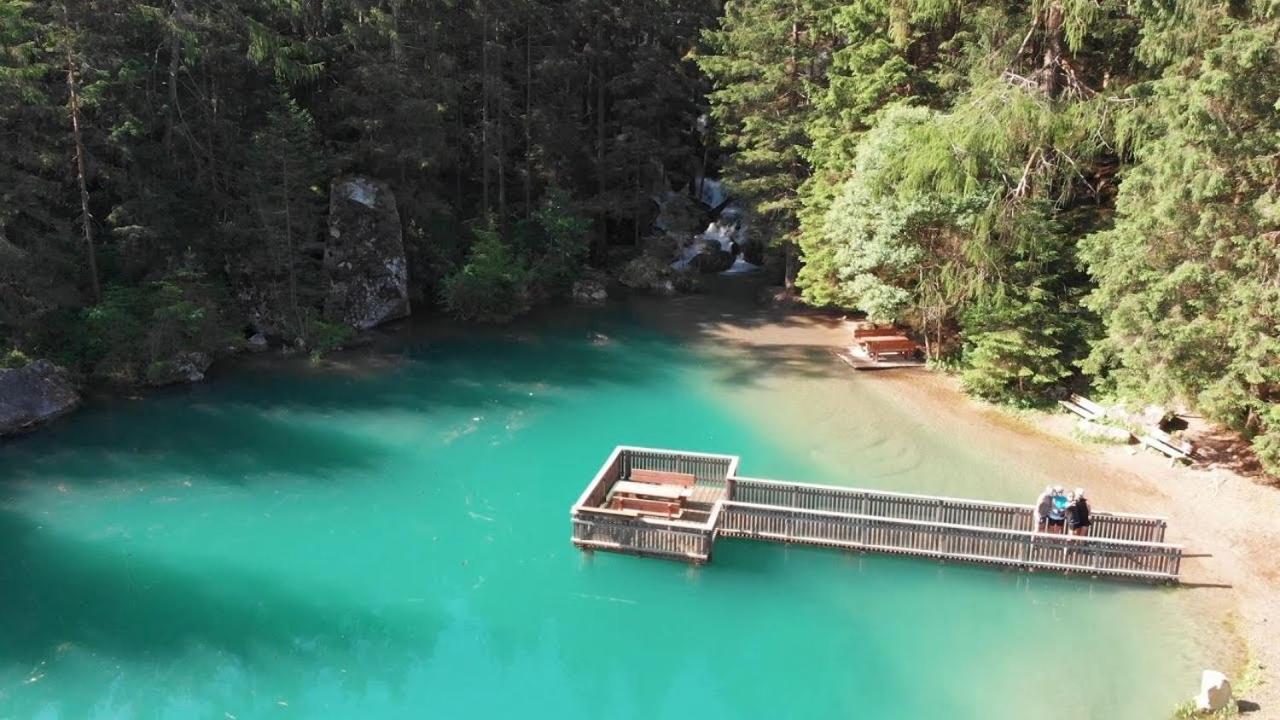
0, 305, 1195, 719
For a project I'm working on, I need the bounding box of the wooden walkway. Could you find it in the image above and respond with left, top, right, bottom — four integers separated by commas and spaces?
571, 447, 1182, 582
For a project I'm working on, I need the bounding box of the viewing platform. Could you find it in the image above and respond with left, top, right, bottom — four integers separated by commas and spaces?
570, 447, 1183, 583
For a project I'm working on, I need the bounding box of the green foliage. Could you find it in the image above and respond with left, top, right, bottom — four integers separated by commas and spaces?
1080, 5, 1280, 474
525, 189, 591, 299
698, 0, 843, 277
81, 270, 232, 382
1171, 698, 1239, 719
441, 220, 530, 323
1, 347, 31, 369
961, 285, 1072, 403
0, 0, 716, 381
304, 316, 353, 360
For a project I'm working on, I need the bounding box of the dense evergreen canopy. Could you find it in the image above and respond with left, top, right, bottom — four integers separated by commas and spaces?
1, 0, 714, 373
2, 0, 1277, 472
698, 0, 1280, 472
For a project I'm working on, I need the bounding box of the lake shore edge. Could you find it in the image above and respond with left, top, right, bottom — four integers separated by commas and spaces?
7, 278, 1274, 712
628, 278, 1276, 714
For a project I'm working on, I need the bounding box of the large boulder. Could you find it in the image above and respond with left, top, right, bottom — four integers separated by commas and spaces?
0, 360, 80, 436
688, 248, 736, 274
324, 176, 411, 331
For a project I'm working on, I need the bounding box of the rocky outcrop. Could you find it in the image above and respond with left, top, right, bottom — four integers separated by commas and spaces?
245, 333, 269, 353
145, 351, 212, 386
0, 360, 80, 436
619, 255, 678, 296
572, 274, 609, 304
324, 176, 410, 331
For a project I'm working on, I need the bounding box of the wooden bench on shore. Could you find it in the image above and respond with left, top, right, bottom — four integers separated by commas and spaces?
1140, 427, 1195, 464
1059, 393, 1105, 422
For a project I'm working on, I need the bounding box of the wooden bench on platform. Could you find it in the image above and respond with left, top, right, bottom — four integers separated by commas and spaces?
851, 324, 896, 340
858, 337, 921, 361
629, 468, 697, 488
610, 495, 682, 518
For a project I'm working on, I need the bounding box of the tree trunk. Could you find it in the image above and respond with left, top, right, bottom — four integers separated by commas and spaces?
634, 159, 642, 247
594, 24, 607, 258
496, 44, 507, 230
1041, 2, 1063, 100
164, 0, 184, 156
784, 242, 795, 290
523, 17, 533, 220
480, 6, 490, 217
281, 154, 302, 342
63, 11, 100, 304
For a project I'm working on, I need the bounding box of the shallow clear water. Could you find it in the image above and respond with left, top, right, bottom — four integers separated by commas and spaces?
0, 306, 1195, 719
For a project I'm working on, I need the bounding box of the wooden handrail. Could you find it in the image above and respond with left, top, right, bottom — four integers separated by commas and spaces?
730, 475, 1168, 524
719, 500, 1181, 551
571, 447, 1181, 580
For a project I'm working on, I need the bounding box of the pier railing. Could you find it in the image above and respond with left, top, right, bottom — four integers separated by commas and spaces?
617, 447, 738, 490
729, 477, 1167, 543
717, 501, 1181, 581
571, 448, 736, 563
572, 508, 714, 562
571, 447, 1182, 582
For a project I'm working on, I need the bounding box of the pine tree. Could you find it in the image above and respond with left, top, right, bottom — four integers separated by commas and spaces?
237, 94, 326, 344
698, 0, 841, 285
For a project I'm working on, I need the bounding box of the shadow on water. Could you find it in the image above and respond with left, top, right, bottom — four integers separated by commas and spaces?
0, 287, 849, 496
0, 404, 390, 488
0, 312, 693, 492
0, 509, 436, 668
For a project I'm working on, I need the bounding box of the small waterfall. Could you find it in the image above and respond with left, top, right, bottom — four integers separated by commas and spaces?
669, 178, 760, 274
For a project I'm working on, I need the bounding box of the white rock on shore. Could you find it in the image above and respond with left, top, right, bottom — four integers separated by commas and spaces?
1195, 670, 1232, 713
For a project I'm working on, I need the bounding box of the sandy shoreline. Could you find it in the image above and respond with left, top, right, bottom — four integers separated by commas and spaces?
632, 277, 1276, 714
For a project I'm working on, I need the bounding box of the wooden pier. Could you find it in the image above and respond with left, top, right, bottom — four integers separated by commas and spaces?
570, 447, 1183, 582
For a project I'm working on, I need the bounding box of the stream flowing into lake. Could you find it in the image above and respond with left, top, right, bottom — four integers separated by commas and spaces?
0, 302, 1195, 719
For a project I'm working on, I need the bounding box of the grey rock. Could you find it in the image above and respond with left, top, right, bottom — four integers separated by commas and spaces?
0, 360, 81, 436
652, 191, 709, 235
688, 249, 736, 274
1074, 419, 1134, 444
618, 255, 672, 291
324, 176, 411, 331
1103, 403, 1173, 429
146, 351, 212, 386
572, 277, 608, 304
246, 333, 269, 353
